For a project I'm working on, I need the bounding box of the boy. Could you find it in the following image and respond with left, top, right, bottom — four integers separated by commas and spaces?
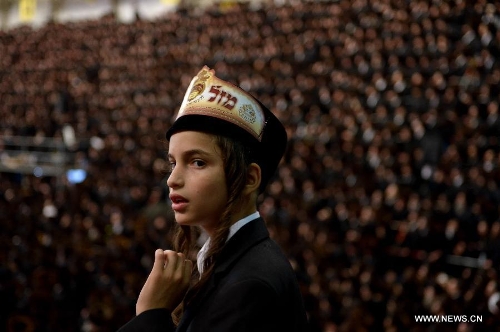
118, 66, 309, 332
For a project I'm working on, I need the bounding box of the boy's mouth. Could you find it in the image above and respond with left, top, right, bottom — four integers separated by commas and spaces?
169, 194, 188, 211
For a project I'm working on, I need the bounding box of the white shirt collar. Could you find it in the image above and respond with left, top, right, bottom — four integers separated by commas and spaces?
197, 211, 260, 275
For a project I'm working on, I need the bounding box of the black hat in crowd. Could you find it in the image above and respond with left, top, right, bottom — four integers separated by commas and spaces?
166, 65, 287, 192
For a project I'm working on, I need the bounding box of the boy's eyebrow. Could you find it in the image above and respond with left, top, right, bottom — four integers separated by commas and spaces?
167, 149, 212, 159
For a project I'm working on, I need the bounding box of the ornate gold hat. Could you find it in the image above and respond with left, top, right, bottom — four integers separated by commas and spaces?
166, 65, 287, 192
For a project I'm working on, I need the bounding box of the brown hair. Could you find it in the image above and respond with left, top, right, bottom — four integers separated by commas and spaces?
171, 134, 254, 324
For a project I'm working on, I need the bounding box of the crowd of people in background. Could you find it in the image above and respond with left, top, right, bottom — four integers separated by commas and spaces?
1, 0, 500, 331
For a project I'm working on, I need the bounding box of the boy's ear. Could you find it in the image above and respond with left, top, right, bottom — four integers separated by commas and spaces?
244, 163, 261, 195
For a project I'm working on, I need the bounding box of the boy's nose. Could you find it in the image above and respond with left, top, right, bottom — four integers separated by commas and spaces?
166, 167, 182, 188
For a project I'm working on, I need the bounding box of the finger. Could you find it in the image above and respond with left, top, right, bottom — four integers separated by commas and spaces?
152, 249, 165, 273
176, 252, 185, 271
163, 250, 178, 274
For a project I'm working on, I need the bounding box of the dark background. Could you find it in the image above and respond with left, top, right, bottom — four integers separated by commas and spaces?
1, 1, 500, 331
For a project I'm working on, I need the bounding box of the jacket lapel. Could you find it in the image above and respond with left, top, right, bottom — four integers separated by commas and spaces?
176, 218, 269, 331
213, 217, 269, 278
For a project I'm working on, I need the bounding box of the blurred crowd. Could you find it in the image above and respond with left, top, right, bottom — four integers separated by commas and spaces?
1, 0, 500, 331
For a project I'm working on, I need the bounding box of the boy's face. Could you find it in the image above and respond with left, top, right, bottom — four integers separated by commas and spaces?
167, 131, 228, 236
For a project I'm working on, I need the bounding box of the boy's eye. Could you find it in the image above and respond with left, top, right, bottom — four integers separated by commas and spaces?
193, 160, 205, 167
168, 162, 176, 172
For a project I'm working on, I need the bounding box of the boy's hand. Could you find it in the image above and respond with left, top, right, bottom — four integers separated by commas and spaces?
136, 249, 193, 315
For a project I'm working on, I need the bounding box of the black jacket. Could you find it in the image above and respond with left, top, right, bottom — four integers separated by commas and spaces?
118, 217, 309, 332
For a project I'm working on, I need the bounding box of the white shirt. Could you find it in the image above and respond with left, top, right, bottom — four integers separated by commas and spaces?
197, 211, 260, 274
